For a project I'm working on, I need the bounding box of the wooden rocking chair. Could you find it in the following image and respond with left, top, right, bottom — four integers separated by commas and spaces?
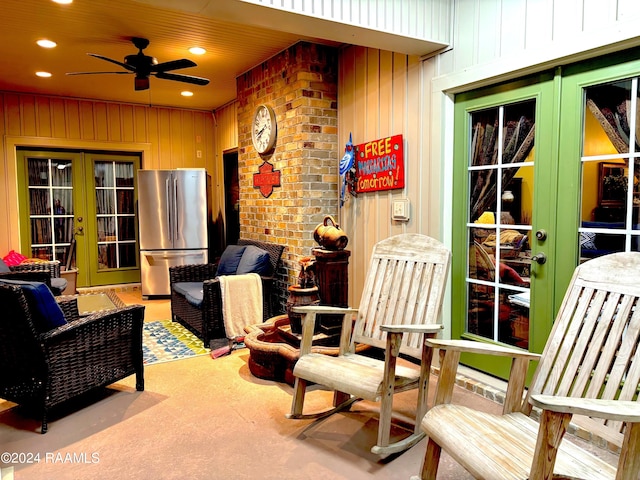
286, 233, 451, 456
413, 252, 640, 480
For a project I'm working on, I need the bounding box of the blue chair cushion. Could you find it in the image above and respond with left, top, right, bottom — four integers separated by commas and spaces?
236, 245, 271, 276
173, 282, 203, 308
216, 245, 246, 276
50, 277, 68, 295
0, 279, 66, 332
0, 258, 10, 273
185, 290, 203, 308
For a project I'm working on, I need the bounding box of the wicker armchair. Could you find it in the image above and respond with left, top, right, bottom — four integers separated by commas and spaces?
0, 284, 145, 433
5, 260, 67, 295
169, 239, 285, 348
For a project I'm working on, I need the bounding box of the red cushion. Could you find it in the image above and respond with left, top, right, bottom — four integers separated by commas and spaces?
3, 250, 27, 266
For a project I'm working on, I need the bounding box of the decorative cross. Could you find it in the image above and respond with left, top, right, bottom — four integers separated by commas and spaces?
253, 161, 281, 198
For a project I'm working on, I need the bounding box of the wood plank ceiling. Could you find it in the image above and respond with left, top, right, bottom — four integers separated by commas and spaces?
0, 0, 339, 110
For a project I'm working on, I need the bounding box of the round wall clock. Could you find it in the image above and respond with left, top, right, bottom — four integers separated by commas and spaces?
251, 104, 277, 154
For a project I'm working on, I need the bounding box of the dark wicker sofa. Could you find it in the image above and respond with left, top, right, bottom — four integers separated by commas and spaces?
0, 283, 145, 433
169, 239, 285, 348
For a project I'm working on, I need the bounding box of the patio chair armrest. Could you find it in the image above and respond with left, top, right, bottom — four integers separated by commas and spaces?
529, 395, 640, 477
41, 305, 145, 342
0, 270, 52, 286
11, 260, 61, 277
429, 339, 540, 412
426, 339, 541, 360
55, 295, 80, 320
202, 277, 220, 287
169, 263, 218, 283
530, 395, 640, 422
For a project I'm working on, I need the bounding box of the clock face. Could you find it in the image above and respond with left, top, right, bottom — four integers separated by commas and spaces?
251, 104, 277, 154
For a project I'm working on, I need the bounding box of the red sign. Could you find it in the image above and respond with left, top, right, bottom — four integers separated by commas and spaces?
253, 161, 281, 198
354, 134, 404, 193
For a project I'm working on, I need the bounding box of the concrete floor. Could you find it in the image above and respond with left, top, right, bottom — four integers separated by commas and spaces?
0, 289, 620, 479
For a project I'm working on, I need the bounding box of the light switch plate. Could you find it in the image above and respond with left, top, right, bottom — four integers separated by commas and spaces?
392, 198, 410, 221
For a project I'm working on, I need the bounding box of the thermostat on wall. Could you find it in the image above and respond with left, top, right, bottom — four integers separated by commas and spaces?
392, 198, 410, 222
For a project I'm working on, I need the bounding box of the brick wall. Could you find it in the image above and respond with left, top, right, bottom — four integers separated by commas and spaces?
236, 41, 339, 313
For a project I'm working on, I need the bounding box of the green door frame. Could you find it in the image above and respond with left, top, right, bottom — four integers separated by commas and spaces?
452, 48, 640, 380
556, 49, 640, 302
84, 152, 141, 286
16, 149, 141, 288
451, 72, 559, 379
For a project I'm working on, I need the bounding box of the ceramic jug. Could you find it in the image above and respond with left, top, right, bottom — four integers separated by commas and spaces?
313, 215, 349, 250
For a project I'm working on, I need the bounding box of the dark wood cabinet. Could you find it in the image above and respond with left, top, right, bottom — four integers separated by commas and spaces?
312, 248, 351, 338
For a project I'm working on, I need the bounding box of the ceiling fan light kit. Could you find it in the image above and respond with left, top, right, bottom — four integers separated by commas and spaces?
66, 37, 210, 91
135, 76, 150, 91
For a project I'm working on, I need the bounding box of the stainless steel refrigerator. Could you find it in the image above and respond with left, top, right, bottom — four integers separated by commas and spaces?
138, 168, 210, 297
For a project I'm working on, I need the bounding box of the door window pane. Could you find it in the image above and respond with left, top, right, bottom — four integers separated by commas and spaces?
51, 160, 72, 187
26, 158, 73, 262
466, 100, 535, 349
118, 217, 136, 241
28, 158, 49, 186
97, 244, 116, 270
118, 244, 137, 268
94, 160, 136, 270
96, 190, 115, 214
579, 78, 640, 260
583, 80, 633, 155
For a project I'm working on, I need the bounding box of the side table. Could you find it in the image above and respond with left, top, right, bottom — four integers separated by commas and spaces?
58, 290, 126, 316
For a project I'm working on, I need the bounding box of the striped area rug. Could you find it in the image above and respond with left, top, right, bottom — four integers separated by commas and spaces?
143, 320, 210, 365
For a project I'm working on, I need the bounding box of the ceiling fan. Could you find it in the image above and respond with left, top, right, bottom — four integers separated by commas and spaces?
66, 37, 210, 91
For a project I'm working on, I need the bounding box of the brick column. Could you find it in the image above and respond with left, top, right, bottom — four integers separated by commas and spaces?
237, 42, 339, 313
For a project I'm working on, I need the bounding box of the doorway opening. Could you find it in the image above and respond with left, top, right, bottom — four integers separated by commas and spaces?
223, 150, 240, 246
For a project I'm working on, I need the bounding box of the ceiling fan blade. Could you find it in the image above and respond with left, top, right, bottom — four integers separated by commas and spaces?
152, 58, 197, 73
88, 53, 136, 72
155, 72, 210, 86
66, 71, 132, 76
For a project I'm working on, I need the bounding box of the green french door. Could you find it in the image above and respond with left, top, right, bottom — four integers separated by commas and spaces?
17, 150, 141, 287
556, 51, 640, 299
452, 74, 559, 379
453, 49, 640, 380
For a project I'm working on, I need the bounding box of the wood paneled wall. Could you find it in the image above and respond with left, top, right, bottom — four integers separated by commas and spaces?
0, 92, 217, 255
337, 46, 438, 304
438, 0, 640, 89
211, 101, 239, 221
250, 0, 451, 45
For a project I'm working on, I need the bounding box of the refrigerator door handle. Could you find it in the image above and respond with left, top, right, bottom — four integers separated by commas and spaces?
173, 177, 180, 242
144, 252, 200, 260
165, 178, 173, 242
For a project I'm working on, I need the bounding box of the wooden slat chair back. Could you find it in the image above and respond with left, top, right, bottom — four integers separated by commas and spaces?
287, 233, 451, 456
526, 254, 640, 446
414, 252, 640, 480
352, 234, 449, 357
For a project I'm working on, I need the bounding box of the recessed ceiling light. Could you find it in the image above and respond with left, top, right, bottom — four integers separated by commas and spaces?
189, 47, 206, 55
36, 71, 52, 78
37, 39, 57, 49
52, 0, 73, 4
181, 91, 194, 97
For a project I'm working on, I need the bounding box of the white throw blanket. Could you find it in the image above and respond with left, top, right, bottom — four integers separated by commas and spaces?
218, 273, 263, 340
